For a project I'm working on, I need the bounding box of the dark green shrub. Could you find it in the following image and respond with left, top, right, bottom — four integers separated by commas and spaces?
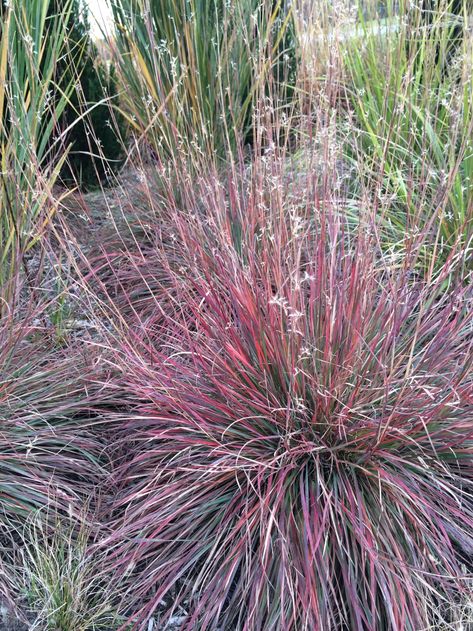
51, 0, 125, 189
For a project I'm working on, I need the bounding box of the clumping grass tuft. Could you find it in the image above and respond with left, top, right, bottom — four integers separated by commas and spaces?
110, 0, 296, 163
339, 0, 473, 269
17, 510, 121, 631
0, 0, 77, 300
98, 152, 473, 629
0, 297, 112, 603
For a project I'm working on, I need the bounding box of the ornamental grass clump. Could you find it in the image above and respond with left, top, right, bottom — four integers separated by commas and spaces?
339, 0, 473, 268
100, 152, 473, 629
0, 298, 112, 604
0, 0, 77, 303
110, 0, 296, 163
18, 511, 121, 631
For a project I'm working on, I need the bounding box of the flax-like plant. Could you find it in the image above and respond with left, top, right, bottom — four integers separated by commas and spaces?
0, 0, 75, 304
340, 0, 473, 268
110, 0, 295, 162
99, 148, 473, 629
